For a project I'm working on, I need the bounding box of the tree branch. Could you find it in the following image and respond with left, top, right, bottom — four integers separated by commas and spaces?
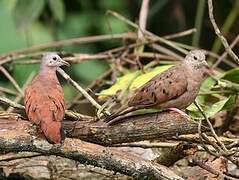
208, 0, 239, 63
0, 33, 136, 61
0, 118, 182, 180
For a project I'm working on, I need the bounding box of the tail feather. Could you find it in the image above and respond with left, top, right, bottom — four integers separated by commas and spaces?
39, 116, 64, 144
104, 105, 137, 123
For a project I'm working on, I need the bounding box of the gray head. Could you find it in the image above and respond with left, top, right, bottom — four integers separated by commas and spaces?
183, 50, 208, 68
41, 52, 69, 68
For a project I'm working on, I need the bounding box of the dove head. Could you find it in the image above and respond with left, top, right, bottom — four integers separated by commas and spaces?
184, 50, 208, 69
41, 52, 69, 69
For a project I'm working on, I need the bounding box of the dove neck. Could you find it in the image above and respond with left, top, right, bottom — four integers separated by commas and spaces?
39, 66, 57, 79
183, 62, 206, 80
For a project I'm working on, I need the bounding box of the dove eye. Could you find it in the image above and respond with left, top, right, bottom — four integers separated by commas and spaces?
52, 57, 57, 61
193, 56, 198, 60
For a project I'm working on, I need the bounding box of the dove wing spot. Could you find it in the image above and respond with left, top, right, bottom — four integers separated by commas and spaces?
128, 65, 189, 107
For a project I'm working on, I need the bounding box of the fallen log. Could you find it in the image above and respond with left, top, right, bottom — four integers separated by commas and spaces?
63, 111, 206, 145
0, 117, 182, 179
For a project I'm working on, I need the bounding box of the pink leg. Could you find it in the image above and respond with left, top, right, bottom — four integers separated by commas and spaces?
168, 108, 191, 120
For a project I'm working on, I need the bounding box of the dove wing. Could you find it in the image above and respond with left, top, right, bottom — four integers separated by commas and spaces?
24, 76, 65, 125
128, 65, 188, 107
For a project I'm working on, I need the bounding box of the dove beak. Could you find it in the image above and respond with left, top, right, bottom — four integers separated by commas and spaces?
59, 58, 70, 66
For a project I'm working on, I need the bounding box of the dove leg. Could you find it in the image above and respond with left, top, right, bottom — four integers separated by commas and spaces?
168, 108, 191, 120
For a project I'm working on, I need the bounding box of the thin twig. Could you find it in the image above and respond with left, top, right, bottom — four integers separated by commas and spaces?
13, 59, 40, 65
107, 10, 188, 55
138, 0, 150, 39
0, 87, 17, 95
0, 152, 42, 162
68, 69, 113, 109
0, 66, 23, 96
0, 52, 43, 66
0, 33, 136, 61
7, 72, 35, 112
212, 34, 239, 68
164, 28, 197, 40
171, 41, 238, 68
150, 44, 184, 60
57, 68, 110, 116
197, 111, 219, 157
0, 96, 92, 121
112, 141, 179, 148
0, 97, 24, 109
189, 158, 237, 180
194, 101, 229, 154
208, 0, 239, 63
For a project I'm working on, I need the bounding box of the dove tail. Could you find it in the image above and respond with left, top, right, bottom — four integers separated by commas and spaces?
40, 118, 65, 144
104, 105, 137, 123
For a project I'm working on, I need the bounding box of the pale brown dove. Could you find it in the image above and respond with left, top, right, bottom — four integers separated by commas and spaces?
105, 49, 209, 125
24, 52, 69, 144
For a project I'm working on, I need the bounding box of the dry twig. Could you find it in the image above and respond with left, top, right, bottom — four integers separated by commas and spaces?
189, 158, 237, 180
208, 0, 239, 64
138, 0, 150, 39
213, 34, 239, 68
0, 66, 23, 95
57, 68, 110, 116
0, 33, 136, 61
7, 72, 35, 112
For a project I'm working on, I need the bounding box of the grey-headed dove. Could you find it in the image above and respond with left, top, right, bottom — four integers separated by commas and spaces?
24, 52, 69, 144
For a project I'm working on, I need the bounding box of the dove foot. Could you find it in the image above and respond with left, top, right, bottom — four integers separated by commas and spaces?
168, 108, 191, 120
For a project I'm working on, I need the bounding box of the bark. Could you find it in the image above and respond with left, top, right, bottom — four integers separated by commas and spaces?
0, 155, 129, 180
63, 111, 207, 145
0, 117, 182, 179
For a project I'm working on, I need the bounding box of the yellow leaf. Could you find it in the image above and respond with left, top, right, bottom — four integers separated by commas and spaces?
98, 65, 173, 100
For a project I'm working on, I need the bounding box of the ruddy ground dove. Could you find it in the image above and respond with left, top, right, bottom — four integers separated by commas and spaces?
105, 49, 209, 124
24, 52, 69, 144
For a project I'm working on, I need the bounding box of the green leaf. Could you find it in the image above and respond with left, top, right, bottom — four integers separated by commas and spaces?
99, 71, 139, 100
98, 65, 173, 100
223, 95, 236, 109
48, 0, 65, 22
13, 0, 45, 31
221, 68, 239, 84
129, 65, 173, 90
200, 77, 217, 92
187, 95, 236, 119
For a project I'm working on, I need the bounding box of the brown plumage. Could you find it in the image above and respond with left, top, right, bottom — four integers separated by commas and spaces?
105, 50, 209, 124
24, 52, 69, 144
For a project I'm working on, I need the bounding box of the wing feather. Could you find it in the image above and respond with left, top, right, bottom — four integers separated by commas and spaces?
128, 65, 188, 108
24, 76, 65, 125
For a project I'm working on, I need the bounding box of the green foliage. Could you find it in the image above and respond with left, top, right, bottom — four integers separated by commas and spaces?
221, 68, 239, 84
63, 85, 77, 101
100, 63, 238, 120
187, 69, 238, 119
48, 0, 65, 22
0, 2, 26, 53
13, 64, 38, 87
99, 64, 173, 100
188, 95, 236, 119
0, 0, 238, 114
13, 0, 45, 31
73, 60, 108, 85
130, 65, 173, 90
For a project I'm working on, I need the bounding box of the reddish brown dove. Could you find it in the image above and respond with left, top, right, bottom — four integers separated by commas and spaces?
105, 50, 209, 125
24, 52, 69, 144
